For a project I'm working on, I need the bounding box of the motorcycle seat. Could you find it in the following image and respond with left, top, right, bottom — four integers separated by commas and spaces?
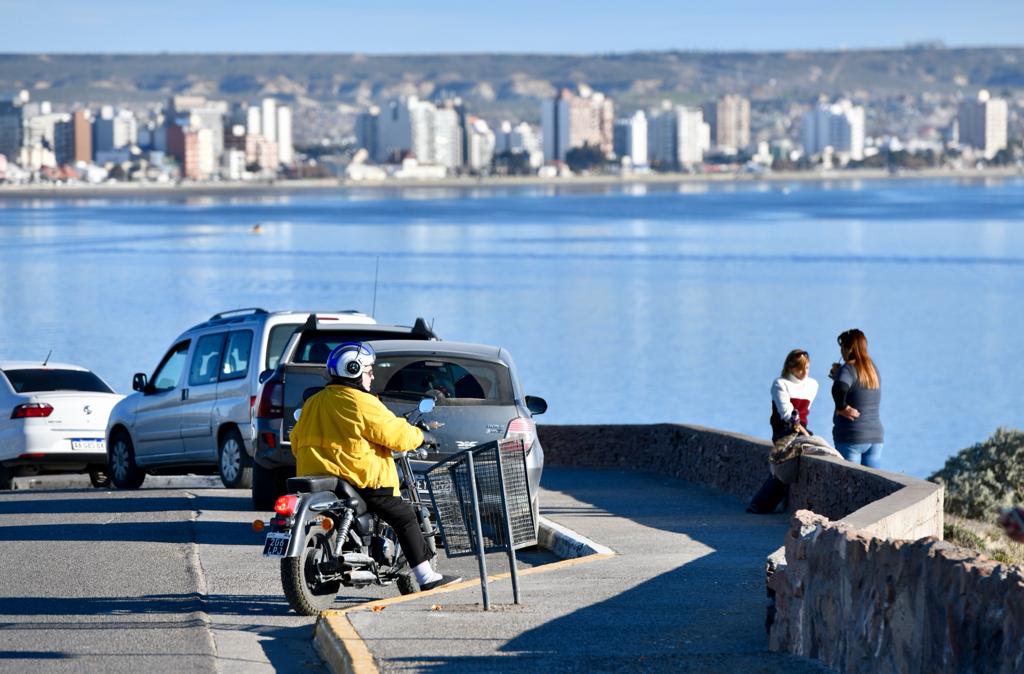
287, 475, 340, 494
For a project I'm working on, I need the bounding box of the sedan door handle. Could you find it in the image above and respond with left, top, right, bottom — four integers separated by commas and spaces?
181, 388, 189, 401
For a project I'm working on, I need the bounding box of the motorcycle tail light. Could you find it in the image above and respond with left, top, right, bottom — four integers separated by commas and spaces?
11, 403, 54, 419
505, 416, 537, 454
274, 495, 298, 516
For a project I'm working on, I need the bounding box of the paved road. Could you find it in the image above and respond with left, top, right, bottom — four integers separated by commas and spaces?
0, 476, 555, 673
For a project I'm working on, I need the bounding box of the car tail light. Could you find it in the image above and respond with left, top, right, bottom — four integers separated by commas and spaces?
249, 396, 257, 418
11, 403, 54, 419
255, 379, 283, 418
505, 416, 537, 454
274, 494, 299, 516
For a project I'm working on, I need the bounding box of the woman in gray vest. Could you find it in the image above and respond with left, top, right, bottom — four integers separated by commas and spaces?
829, 329, 884, 468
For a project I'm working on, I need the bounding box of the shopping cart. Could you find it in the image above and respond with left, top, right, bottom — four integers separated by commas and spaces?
425, 437, 537, 608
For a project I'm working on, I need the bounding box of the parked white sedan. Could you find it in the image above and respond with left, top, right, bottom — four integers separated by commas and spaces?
0, 361, 124, 489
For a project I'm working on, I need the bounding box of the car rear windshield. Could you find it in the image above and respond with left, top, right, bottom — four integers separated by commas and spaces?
292, 330, 428, 364
372, 356, 513, 403
2, 369, 114, 394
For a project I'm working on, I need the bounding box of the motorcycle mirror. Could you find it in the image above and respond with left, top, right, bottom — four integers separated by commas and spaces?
293, 408, 302, 421
418, 397, 435, 415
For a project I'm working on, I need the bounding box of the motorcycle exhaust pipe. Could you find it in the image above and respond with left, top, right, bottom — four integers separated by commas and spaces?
340, 552, 375, 566
344, 570, 377, 584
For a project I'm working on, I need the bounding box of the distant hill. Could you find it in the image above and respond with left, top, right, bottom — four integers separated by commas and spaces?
2, 48, 1023, 121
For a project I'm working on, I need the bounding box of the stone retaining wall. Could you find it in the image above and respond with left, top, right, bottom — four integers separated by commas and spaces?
538, 424, 1022, 673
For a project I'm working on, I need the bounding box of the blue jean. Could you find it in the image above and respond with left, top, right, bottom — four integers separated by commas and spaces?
836, 442, 884, 469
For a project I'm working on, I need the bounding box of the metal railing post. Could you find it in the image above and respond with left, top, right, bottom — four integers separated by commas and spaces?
466, 451, 490, 610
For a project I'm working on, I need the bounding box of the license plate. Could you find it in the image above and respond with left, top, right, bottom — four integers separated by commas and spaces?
71, 438, 104, 451
262, 531, 291, 557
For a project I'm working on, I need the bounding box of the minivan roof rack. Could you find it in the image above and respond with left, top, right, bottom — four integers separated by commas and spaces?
209, 308, 269, 321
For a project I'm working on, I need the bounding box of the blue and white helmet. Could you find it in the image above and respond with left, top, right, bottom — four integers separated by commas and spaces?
326, 342, 376, 379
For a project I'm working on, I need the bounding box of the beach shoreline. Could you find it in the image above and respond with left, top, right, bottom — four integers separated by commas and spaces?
0, 166, 1020, 200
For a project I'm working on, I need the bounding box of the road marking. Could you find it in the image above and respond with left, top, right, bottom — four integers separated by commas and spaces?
314, 551, 616, 674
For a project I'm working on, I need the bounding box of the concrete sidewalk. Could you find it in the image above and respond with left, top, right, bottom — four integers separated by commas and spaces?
317, 467, 829, 673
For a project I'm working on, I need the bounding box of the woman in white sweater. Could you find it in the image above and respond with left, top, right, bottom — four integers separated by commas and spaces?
769, 349, 819, 441
748, 349, 819, 513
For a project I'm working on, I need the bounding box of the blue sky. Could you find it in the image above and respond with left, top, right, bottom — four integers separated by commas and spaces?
3, 0, 1022, 53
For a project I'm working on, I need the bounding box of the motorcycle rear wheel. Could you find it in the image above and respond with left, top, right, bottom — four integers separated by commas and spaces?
281, 528, 340, 615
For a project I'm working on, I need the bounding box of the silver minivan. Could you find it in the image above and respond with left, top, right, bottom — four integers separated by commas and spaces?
105, 308, 375, 489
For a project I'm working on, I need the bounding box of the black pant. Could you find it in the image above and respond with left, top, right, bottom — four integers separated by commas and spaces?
356, 487, 433, 568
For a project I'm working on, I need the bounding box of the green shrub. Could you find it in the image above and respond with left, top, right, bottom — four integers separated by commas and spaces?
929, 428, 1024, 520
943, 522, 985, 550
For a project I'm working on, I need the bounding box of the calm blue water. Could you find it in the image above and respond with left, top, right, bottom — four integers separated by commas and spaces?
1, 178, 1022, 478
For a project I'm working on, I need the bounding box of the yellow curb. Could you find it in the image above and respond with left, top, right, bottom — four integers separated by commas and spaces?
313, 550, 616, 674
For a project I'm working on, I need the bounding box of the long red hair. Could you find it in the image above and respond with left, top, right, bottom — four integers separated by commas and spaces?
838, 329, 879, 389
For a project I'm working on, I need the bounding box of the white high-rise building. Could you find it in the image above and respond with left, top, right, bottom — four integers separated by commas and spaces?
375, 96, 462, 172
647, 103, 707, 169
432, 104, 461, 170
276, 106, 293, 165
261, 98, 277, 142
801, 99, 865, 162
94, 106, 138, 154
958, 90, 1008, 160
465, 117, 496, 171
541, 86, 615, 163
246, 106, 262, 138
613, 111, 648, 167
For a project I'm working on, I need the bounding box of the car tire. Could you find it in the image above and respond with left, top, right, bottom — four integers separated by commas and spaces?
218, 427, 252, 490
252, 462, 288, 511
0, 464, 12, 490
108, 431, 146, 490
89, 468, 110, 489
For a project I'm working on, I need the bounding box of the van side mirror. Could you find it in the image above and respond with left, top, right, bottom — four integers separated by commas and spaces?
132, 373, 148, 392
258, 369, 274, 384
525, 396, 547, 415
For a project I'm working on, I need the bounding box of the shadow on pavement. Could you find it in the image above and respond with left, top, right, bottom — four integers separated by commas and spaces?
384, 467, 824, 673
0, 520, 265, 545
0, 593, 291, 618
0, 494, 252, 516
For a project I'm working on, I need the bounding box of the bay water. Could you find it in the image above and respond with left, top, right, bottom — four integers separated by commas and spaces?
1, 177, 1021, 478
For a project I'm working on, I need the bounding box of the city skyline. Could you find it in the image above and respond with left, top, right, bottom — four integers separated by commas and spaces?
3, 0, 1023, 54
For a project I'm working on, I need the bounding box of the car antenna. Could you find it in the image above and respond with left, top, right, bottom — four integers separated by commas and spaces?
371, 256, 380, 318
42, 349, 52, 366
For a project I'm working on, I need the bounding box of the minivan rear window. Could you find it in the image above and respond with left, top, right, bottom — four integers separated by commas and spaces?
2, 369, 114, 394
372, 356, 513, 403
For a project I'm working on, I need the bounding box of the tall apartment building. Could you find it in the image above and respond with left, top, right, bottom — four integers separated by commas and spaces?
541, 86, 615, 163
356, 106, 380, 161
261, 98, 277, 142
801, 99, 865, 162
373, 96, 462, 171
704, 94, 750, 152
613, 111, 648, 166
465, 116, 496, 171
276, 106, 293, 165
94, 106, 138, 155
958, 90, 1008, 160
647, 103, 709, 169
72, 109, 92, 163
0, 91, 29, 161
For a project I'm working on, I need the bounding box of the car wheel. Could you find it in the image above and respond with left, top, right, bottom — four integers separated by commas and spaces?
0, 464, 12, 490
89, 468, 111, 489
218, 427, 252, 490
108, 431, 146, 489
252, 462, 288, 511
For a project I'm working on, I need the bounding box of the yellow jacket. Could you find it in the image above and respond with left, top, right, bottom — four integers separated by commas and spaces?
290, 384, 424, 496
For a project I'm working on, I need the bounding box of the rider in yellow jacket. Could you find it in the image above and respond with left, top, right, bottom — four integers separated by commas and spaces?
291, 383, 422, 496
289, 342, 460, 592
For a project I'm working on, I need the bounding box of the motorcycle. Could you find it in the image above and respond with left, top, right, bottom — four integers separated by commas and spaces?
254, 397, 441, 616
